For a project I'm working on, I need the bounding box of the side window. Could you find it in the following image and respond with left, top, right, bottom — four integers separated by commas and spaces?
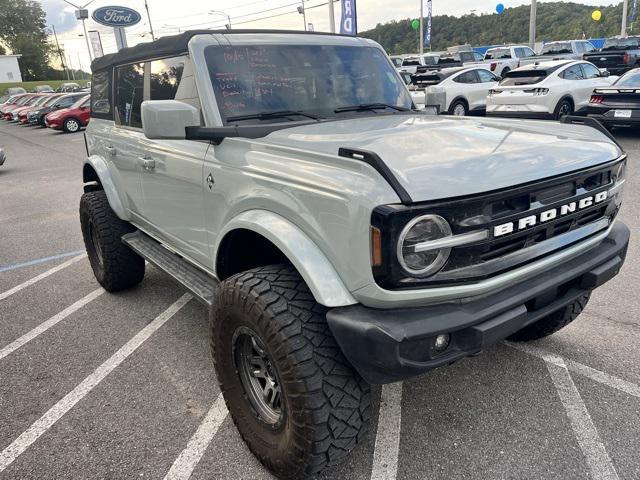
115, 62, 145, 128
56, 96, 76, 108
523, 47, 536, 57
454, 71, 478, 84
150, 56, 186, 100
581, 63, 602, 79
584, 42, 596, 53
575, 42, 585, 54
477, 69, 498, 83
515, 48, 525, 58
474, 52, 484, 61
560, 64, 585, 80
91, 70, 111, 116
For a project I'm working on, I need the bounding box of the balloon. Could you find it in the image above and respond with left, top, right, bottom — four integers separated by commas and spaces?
496, 3, 505, 14
592, 10, 602, 21
411, 19, 420, 30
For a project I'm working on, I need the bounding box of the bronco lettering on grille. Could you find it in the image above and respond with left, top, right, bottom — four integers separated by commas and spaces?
493, 191, 608, 237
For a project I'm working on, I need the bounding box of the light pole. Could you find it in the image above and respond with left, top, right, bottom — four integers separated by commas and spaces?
622, 0, 629, 36
529, 0, 537, 50
419, 0, 424, 56
298, 2, 307, 31
62, 0, 96, 61
328, 0, 335, 32
144, 0, 155, 40
209, 10, 232, 29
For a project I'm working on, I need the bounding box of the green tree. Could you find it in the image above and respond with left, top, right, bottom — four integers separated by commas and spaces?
0, 0, 53, 80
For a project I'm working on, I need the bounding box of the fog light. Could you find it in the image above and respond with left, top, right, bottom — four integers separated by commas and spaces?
433, 334, 450, 354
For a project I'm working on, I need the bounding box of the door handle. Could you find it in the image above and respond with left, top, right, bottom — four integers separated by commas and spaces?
140, 156, 156, 171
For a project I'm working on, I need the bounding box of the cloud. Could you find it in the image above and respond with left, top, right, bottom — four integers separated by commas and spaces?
40, 0, 78, 33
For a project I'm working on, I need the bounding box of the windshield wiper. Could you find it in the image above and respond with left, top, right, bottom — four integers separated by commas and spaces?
334, 103, 411, 113
226, 110, 322, 122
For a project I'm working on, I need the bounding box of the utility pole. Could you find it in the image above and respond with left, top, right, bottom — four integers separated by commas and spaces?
144, 0, 156, 40
299, 1, 307, 31
529, 0, 537, 50
622, 0, 629, 36
328, 0, 335, 33
419, 0, 424, 56
67, 52, 76, 80
52, 25, 70, 80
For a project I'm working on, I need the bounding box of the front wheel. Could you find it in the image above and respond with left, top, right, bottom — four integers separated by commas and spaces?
63, 117, 81, 133
210, 265, 371, 479
508, 293, 591, 341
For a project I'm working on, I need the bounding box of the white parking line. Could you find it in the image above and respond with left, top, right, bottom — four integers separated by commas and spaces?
163, 394, 228, 480
370, 382, 403, 480
0, 293, 192, 473
0, 287, 104, 362
506, 342, 640, 398
0, 254, 86, 302
544, 354, 619, 480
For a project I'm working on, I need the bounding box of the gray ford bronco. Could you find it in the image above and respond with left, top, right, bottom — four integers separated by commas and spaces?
80, 30, 629, 479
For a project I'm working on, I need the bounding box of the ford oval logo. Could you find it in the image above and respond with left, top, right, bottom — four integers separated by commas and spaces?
92, 6, 141, 27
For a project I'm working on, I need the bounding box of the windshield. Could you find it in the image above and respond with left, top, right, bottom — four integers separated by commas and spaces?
42, 95, 62, 107
603, 37, 640, 50
205, 45, 412, 123
422, 55, 438, 65
541, 43, 572, 55
485, 48, 511, 60
614, 69, 640, 87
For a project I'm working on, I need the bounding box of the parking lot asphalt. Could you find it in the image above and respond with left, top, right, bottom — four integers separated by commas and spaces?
0, 120, 639, 480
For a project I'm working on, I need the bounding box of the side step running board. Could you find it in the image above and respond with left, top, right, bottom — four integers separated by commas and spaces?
122, 231, 218, 307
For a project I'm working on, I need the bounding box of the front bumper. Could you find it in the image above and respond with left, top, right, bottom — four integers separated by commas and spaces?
327, 222, 629, 384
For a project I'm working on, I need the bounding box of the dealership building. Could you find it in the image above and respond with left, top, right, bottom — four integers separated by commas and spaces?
0, 55, 22, 83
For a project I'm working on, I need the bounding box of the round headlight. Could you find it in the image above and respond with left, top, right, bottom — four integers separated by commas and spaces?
397, 214, 452, 277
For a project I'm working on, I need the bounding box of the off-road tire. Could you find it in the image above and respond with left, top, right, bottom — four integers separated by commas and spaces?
79, 190, 145, 291
63, 117, 81, 133
210, 265, 371, 479
554, 98, 574, 120
508, 293, 591, 341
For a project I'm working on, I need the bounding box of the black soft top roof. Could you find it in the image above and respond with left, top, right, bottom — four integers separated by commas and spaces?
91, 29, 349, 72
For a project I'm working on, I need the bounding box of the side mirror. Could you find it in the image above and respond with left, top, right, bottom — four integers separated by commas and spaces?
495, 76, 502, 82
141, 100, 201, 140
600, 70, 610, 78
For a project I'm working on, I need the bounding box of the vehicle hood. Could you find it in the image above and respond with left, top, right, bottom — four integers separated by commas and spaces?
257, 114, 622, 202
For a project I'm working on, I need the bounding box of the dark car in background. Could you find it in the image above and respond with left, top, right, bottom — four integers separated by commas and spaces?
588, 67, 640, 127
583, 36, 640, 75
27, 92, 87, 126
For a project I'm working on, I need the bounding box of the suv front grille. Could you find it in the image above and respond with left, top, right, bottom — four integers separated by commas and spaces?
372, 157, 625, 290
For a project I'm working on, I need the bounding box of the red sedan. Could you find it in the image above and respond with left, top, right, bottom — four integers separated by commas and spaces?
45, 95, 90, 133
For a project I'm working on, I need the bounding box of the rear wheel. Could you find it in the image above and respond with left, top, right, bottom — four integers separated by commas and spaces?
79, 190, 145, 291
501, 67, 511, 77
63, 117, 81, 133
554, 98, 573, 120
211, 265, 371, 479
508, 294, 590, 341
450, 99, 468, 116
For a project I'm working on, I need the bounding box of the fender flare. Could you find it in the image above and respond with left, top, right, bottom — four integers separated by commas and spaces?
84, 155, 129, 220
216, 210, 357, 308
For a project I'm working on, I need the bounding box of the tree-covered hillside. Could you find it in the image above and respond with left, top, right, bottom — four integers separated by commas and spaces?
360, 2, 628, 54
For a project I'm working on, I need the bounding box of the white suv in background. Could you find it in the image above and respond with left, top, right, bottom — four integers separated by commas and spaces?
486, 60, 618, 120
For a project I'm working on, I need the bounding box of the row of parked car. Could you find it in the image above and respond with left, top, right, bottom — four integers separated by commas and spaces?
0, 91, 90, 133
396, 37, 640, 128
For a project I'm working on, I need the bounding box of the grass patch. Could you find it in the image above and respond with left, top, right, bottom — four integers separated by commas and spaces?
1, 79, 89, 94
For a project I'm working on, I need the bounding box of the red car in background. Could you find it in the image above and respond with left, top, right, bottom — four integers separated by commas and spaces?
45, 95, 90, 133
19, 94, 63, 124
1, 94, 33, 118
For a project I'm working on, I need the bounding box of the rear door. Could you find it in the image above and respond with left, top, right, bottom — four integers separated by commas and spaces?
137, 56, 211, 268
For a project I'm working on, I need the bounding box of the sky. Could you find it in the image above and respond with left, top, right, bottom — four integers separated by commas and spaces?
39, 0, 614, 73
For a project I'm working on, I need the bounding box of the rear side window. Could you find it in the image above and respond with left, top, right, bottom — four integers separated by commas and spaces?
453, 71, 477, 83
115, 62, 144, 128
91, 70, 112, 118
150, 56, 186, 100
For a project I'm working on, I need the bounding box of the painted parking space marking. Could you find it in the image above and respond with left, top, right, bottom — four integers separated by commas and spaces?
544, 354, 619, 480
0, 287, 104, 361
0, 254, 86, 302
507, 342, 640, 398
0, 250, 86, 274
0, 294, 192, 473
163, 394, 228, 480
370, 382, 403, 480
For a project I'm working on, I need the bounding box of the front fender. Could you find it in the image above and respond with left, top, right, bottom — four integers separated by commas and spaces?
84, 155, 129, 221
216, 210, 357, 308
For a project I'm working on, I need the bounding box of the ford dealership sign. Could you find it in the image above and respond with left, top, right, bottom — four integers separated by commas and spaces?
92, 6, 141, 27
